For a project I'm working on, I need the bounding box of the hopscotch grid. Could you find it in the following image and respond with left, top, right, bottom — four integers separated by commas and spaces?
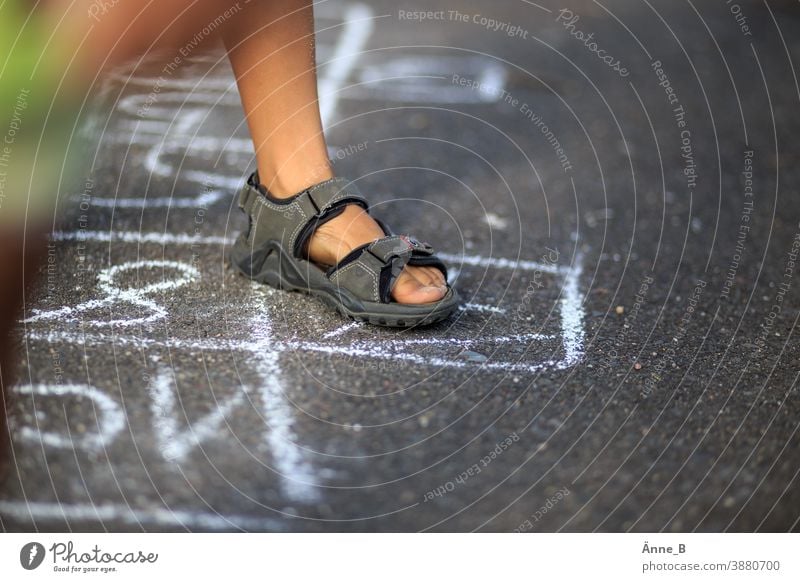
31, 231, 583, 377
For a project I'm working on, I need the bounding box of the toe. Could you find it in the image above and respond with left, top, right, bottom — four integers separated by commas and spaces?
407, 265, 445, 288
422, 266, 447, 287
391, 268, 447, 304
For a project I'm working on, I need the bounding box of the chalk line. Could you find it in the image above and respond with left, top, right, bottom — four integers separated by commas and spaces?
462, 302, 506, 314
356, 55, 508, 104
280, 342, 562, 375
558, 256, 585, 368
49, 230, 567, 274
318, 3, 375, 128
322, 321, 364, 338
89, 190, 225, 209
249, 303, 320, 504
483, 212, 509, 230
23, 329, 563, 375
0, 500, 286, 532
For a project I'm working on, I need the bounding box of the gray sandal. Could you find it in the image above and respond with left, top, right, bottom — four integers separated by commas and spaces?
229, 172, 460, 327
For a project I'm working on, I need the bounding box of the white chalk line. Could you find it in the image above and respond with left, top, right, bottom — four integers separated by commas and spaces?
249, 307, 320, 503
483, 212, 509, 230
462, 302, 506, 314
0, 500, 286, 532
50, 230, 567, 274
559, 257, 585, 367
355, 55, 508, 104
318, 3, 375, 128
22, 329, 561, 375
84, 138, 349, 208
345, 333, 553, 348
89, 189, 225, 209
281, 343, 564, 375
448, 267, 461, 285
322, 321, 363, 338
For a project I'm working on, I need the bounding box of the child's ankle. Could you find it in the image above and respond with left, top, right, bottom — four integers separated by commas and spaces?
257, 161, 334, 199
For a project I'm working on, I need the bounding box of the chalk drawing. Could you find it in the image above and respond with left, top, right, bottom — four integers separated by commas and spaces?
12, 384, 124, 452
147, 367, 246, 464
23, 260, 199, 328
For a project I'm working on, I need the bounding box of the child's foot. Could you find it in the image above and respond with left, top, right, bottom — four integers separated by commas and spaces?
306, 205, 448, 304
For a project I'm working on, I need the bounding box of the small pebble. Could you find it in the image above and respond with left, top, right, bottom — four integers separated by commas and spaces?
615, 305, 625, 315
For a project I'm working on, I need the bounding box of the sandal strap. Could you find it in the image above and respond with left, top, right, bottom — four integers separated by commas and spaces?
376, 218, 446, 276
238, 172, 368, 257
328, 235, 419, 303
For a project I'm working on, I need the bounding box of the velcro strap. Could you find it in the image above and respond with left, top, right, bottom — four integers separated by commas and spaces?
366, 235, 415, 264
367, 236, 416, 303
304, 177, 368, 215
238, 174, 367, 218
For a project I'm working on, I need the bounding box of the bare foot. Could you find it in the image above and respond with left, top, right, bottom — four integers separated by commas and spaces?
306, 205, 447, 304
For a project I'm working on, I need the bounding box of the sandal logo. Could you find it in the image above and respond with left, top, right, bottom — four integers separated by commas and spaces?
19, 542, 46, 570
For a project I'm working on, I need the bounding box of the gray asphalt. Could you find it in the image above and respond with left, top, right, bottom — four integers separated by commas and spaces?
2, 0, 800, 532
